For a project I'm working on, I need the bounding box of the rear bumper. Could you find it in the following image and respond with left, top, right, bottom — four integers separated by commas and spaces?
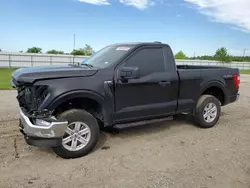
229, 93, 240, 103
223, 93, 240, 106
19, 109, 68, 147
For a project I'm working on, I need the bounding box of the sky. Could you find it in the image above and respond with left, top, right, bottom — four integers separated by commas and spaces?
0, 0, 250, 56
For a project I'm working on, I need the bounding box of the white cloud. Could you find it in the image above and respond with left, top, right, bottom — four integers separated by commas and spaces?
184, 0, 250, 33
78, 0, 161, 9
119, 0, 155, 10
79, 0, 110, 5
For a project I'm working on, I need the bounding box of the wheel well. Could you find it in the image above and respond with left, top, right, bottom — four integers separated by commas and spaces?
202, 87, 225, 105
53, 97, 104, 125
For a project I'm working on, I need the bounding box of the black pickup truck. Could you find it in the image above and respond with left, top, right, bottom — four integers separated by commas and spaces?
11, 42, 240, 159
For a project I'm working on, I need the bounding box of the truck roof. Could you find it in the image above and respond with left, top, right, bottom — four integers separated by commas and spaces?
109, 42, 169, 48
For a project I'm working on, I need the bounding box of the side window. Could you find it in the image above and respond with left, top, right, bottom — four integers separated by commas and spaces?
125, 48, 165, 77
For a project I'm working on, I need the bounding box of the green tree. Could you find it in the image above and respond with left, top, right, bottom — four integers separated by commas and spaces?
26, 47, 42, 53
71, 44, 94, 56
214, 47, 231, 63
199, 55, 215, 60
230, 55, 250, 62
71, 49, 85, 56
175, 51, 188, 59
83, 44, 94, 56
47, 49, 64, 54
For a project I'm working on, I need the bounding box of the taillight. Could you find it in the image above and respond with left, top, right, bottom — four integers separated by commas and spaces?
233, 74, 240, 89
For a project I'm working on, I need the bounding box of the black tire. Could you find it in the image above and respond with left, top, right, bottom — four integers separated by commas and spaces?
52, 109, 100, 159
193, 95, 221, 128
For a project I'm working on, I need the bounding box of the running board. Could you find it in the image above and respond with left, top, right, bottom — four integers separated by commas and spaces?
113, 116, 173, 129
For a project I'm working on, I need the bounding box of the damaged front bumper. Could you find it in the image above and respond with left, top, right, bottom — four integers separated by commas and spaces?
19, 109, 68, 147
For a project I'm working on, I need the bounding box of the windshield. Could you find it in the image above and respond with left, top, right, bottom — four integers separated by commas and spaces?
80, 46, 133, 68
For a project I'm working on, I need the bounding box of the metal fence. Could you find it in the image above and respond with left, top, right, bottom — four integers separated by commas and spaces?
0, 52, 88, 68
1, 52, 250, 69
176, 59, 250, 70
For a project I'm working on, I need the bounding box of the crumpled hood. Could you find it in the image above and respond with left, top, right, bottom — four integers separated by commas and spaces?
12, 65, 98, 84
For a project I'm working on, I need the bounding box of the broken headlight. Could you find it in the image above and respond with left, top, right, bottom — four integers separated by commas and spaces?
17, 85, 49, 112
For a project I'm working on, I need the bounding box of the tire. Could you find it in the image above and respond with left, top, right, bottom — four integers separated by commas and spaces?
52, 109, 100, 159
193, 95, 221, 128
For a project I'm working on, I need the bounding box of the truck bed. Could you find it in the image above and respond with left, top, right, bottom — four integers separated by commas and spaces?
175, 64, 239, 113
177, 65, 226, 70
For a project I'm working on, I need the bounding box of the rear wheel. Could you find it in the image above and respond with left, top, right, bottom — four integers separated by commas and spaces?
193, 95, 221, 128
52, 109, 100, 159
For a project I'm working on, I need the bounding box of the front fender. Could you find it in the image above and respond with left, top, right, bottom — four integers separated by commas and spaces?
46, 90, 105, 111
43, 86, 115, 127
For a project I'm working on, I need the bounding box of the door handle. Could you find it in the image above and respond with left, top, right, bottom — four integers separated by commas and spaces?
159, 81, 171, 86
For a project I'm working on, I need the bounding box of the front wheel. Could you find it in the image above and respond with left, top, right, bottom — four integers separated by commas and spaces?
53, 109, 100, 159
193, 95, 221, 128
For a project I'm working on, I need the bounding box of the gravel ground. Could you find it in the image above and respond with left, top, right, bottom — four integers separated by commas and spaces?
0, 75, 250, 188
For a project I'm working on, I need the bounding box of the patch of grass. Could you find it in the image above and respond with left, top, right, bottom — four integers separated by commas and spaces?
240, 70, 250, 75
0, 68, 18, 89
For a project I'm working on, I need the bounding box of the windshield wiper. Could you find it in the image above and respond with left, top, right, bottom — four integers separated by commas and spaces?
81, 63, 94, 68
68, 62, 80, 67
68, 62, 94, 68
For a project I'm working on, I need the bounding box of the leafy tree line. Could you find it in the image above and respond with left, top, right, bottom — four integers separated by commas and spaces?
24, 44, 94, 56
175, 47, 250, 63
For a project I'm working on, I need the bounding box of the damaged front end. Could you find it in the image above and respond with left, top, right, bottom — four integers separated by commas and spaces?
12, 79, 68, 147
16, 84, 51, 118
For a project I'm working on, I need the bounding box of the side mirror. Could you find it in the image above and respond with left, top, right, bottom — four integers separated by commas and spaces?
118, 66, 140, 80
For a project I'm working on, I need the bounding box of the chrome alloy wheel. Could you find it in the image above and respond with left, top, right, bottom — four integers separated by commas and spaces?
62, 122, 91, 151
203, 103, 218, 123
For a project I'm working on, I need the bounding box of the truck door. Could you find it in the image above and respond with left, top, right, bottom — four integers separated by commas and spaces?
113, 46, 179, 124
